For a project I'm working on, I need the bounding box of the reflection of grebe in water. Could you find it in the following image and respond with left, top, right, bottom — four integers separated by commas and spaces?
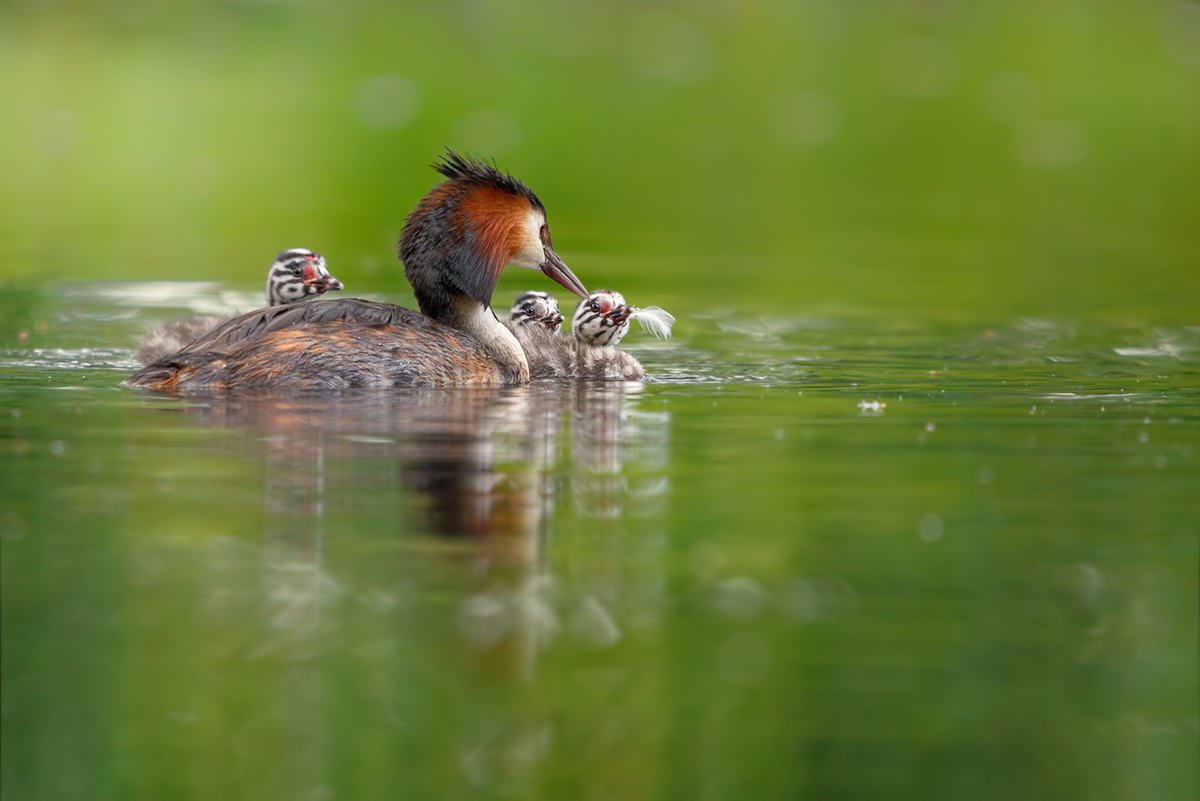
127, 151, 588, 391
157, 381, 670, 777
134, 249, 343, 365
508, 289, 675, 380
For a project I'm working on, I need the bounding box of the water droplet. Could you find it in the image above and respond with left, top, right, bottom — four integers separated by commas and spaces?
770, 92, 841, 146
460, 593, 509, 649
712, 577, 768, 619
568, 597, 619, 647
1014, 120, 1088, 168
918, 513, 944, 542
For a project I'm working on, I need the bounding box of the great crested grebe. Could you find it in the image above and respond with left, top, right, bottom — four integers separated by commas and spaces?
508, 289, 674, 380
135, 249, 342, 365
126, 151, 588, 390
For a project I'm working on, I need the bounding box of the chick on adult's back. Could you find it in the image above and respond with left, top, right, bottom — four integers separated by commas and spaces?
134, 249, 342, 365
126, 152, 588, 391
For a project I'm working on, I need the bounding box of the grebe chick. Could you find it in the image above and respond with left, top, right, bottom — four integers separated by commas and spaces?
135, 249, 342, 366
507, 290, 577, 378
573, 289, 675, 346
512, 289, 673, 380
127, 151, 588, 390
508, 290, 564, 332
566, 289, 644, 379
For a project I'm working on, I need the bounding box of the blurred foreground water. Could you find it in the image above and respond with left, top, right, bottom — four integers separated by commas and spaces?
1, 282, 1198, 800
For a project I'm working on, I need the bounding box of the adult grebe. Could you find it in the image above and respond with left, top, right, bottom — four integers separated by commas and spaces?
126, 152, 588, 390
135, 248, 342, 365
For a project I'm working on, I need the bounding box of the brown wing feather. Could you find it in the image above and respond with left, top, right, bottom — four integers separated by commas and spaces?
127, 301, 506, 390
179, 299, 434, 356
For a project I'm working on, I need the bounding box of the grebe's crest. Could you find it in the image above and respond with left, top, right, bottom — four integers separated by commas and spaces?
510, 290, 564, 331
432, 151, 545, 214
266, 248, 344, 306
400, 149, 583, 312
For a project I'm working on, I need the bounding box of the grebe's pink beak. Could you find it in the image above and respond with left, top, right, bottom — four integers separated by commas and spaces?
541, 248, 588, 299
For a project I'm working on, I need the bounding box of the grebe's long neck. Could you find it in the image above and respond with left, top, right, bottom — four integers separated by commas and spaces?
440, 295, 530, 384
397, 153, 587, 383
400, 184, 531, 383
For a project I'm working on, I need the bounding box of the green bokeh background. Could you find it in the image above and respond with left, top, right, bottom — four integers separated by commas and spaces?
3, 4, 1200, 798
3, 0, 1198, 320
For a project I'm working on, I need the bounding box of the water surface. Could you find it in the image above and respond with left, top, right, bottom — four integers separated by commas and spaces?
2, 283, 1197, 800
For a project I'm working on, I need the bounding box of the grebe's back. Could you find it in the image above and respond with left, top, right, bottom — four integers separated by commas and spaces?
134, 249, 342, 366
134, 300, 513, 390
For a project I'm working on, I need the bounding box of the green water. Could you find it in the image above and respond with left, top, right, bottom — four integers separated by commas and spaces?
1, 283, 1197, 799
3, 0, 1200, 797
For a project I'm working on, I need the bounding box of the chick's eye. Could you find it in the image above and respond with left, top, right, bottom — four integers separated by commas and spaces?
589, 301, 600, 312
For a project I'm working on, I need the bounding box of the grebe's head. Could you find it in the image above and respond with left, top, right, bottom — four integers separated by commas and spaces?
573, 289, 632, 348
399, 150, 587, 314
266, 248, 344, 307
509, 291, 564, 331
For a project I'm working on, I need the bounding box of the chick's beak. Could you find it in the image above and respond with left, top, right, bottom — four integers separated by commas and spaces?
541, 248, 588, 299
607, 305, 633, 325
305, 274, 344, 292
544, 311, 565, 327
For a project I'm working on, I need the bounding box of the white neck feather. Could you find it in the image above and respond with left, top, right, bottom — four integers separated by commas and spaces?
455, 301, 530, 383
